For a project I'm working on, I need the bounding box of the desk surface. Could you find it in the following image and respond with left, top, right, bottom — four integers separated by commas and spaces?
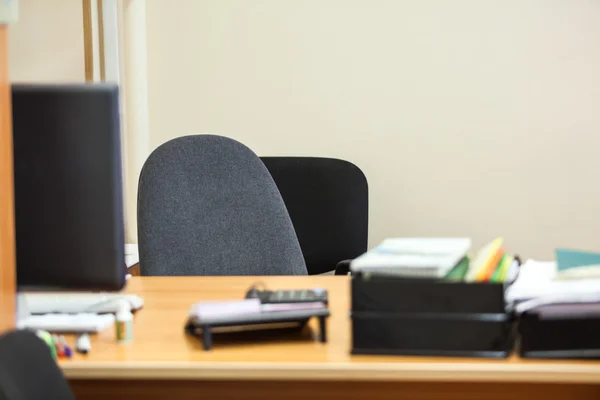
60, 276, 600, 383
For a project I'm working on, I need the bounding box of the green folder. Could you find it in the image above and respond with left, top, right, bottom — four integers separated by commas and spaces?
490, 254, 515, 283
444, 256, 470, 281
555, 248, 600, 279
490, 254, 507, 282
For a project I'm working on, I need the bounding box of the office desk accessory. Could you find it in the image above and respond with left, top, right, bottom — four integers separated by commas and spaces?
17, 313, 115, 333
519, 305, 600, 359
245, 287, 329, 304
115, 301, 133, 344
507, 258, 600, 359
20, 292, 144, 314
55, 335, 73, 359
188, 287, 329, 350
75, 334, 91, 355
351, 273, 515, 357
36, 330, 58, 360
186, 303, 329, 350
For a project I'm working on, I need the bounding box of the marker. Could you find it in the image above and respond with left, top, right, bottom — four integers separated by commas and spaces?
52, 334, 64, 357
76, 333, 92, 354
59, 336, 72, 358
36, 330, 57, 360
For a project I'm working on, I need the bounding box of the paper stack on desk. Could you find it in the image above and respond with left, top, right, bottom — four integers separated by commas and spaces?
350, 238, 472, 278
506, 258, 600, 314
350, 237, 519, 282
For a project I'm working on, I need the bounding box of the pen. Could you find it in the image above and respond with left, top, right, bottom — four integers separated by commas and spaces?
60, 336, 72, 358
76, 333, 92, 355
52, 334, 64, 358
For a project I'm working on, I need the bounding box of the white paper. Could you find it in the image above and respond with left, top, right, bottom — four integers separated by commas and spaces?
189, 299, 262, 320
506, 259, 600, 305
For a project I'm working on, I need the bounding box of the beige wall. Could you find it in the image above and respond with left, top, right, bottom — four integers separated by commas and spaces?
146, 0, 600, 259
10, 1, 600, 260
9, 0, 84, 82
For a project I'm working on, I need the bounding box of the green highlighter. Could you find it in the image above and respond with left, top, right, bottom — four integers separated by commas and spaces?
36, 330, 57, 360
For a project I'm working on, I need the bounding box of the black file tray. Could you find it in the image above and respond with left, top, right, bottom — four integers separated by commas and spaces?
351, 273, 515, 358
519, 312, 600, 359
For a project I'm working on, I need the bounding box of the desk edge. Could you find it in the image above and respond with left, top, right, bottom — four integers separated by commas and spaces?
61, 361, 600, 383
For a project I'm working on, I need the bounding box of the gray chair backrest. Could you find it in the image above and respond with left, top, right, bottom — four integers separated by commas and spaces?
137, 135, 307, 276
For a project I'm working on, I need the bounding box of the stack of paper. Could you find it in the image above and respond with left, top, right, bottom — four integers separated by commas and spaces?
350, 238, 472, 278
505, 259, 600, 314
125, 243, 139, 268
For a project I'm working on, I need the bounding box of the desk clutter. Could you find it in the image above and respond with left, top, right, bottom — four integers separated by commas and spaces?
507, 250, 600, 359
19, 242, 600, 361
34, 330, 91, 359
185, 285, 330, 350
16, 292, 144, 333
351, 237, 518, 282
351, 238, 600, 360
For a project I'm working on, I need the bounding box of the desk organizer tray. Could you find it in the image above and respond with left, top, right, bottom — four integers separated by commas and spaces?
519, 311, 600, 359
351, 273, 515, 358
185, 309, 330, 350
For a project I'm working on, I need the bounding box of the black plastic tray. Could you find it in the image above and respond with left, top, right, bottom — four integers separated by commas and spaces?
519, 312, 600, 359
351, 273, 515, 358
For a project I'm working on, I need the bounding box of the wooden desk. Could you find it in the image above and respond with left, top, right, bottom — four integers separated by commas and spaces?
62, 276, 600, 400
0, 24, 16, 334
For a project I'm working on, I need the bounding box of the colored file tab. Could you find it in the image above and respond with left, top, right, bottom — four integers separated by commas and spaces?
555, 248, 600, 280
466, 238, 503, 282
490, 254, 514, 283
444, 256, 470, 281
476, 247, 504, 282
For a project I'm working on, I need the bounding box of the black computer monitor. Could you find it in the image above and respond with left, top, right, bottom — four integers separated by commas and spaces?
11, 84, 125, 290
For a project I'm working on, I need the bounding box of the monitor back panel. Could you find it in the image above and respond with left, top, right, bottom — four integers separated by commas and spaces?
12, 84, 125, 291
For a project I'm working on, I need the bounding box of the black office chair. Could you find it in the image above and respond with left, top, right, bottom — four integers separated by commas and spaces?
261, 157, 368, 275
137, 135, 308, 276
0, 330, 75, 400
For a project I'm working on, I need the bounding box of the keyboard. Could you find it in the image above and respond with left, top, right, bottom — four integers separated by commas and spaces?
20, 293, 144, 314
17, 313, 115, 333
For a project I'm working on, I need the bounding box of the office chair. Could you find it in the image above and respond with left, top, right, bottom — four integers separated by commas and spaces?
261, 157, 368, 275
137, 135, 308, 276
0, 330, 75, 400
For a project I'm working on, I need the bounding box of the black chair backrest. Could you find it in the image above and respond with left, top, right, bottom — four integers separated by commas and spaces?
138, 135, 307, 276
0, 330, 75, 400
261, 157, 368, 275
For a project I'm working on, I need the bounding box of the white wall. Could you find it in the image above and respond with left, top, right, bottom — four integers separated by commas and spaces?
10, 1, 600, 259
9, 0, 84, 82
145, 0, 600, 259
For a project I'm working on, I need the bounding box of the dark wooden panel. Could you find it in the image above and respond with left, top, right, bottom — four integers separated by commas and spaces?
70, 379, 600, 400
